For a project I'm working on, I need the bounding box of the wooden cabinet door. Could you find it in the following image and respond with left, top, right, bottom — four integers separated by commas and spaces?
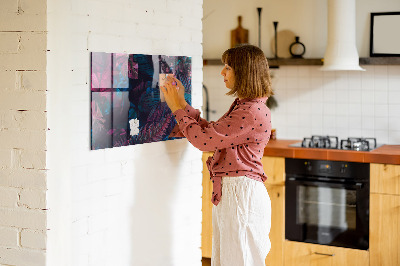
284, 241, 369, 266
201, 152, 213, 258
370, 163, 400, 195
370, 193, 400, 266
262, 156, 285, 186
264, 184, 284, 266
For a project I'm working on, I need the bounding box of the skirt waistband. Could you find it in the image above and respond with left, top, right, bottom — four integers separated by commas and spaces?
222, 176, 252, 184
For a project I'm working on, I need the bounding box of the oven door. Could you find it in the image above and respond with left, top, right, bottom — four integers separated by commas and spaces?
285, 177, 369, 250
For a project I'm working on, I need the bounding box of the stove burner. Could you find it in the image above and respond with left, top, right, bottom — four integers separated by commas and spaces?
340, 137, 377, 151
295, 136, 378, 151
301, 135, 339, 149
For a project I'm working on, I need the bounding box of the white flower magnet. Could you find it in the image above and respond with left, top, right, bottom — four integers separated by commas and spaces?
129, 119, 140, 136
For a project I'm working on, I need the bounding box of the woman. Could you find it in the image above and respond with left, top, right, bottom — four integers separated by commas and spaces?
161, 44, 273, 266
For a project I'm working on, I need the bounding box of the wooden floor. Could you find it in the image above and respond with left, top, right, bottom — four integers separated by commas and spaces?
202, 257, 211, 266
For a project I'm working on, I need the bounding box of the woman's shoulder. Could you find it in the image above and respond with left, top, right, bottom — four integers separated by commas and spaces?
238, 98, 269, 112
246, 99, 271, 122
230, 100, 270, 123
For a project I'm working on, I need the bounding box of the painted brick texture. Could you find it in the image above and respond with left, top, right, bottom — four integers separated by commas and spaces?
0, 0, 48, 265
0, 227, 19, 247
2, 0, 203, 265
46, 0, 203, 266
21, 229, 47, 250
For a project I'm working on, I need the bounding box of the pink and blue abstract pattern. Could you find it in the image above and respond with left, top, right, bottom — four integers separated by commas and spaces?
91, 52, 192, 150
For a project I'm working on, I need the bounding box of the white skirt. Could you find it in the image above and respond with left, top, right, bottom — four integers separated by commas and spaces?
212, 176, 271, 266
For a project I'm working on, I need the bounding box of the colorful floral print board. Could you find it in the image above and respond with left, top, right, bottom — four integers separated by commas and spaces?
91, 52, 192, 150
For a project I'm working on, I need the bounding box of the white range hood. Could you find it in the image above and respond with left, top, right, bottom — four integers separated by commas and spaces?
320, 0, 365, 71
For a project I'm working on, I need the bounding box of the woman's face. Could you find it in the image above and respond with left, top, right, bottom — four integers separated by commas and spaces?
220, 64, 235, 89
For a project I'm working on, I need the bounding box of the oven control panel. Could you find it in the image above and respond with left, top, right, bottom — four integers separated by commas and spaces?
318, 162, 332, 173
286, 158, 369, 180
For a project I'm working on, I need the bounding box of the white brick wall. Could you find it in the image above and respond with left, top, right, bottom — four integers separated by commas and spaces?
21, 229, 47, 250
0, 227, 19, 247
0, 0, 48, 265
0, 187, 19, 208
0, 248, 46, 266
47, 1, 203, 266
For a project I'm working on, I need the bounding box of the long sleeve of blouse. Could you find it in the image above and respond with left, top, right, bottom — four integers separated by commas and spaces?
173, 105, 256, 152
169, 104, 210, 138
173, 97, 271, 205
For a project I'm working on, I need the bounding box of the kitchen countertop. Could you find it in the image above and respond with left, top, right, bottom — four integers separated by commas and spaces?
263, 139, 400, 165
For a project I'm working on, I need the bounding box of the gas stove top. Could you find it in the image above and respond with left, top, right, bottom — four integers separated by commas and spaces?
289, 135, 382, 151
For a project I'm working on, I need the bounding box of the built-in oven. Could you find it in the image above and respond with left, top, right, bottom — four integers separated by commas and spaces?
285, 158, 369, 250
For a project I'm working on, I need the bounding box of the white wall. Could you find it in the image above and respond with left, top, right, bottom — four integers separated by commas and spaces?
47, 0, 203, 266
0, 0, 48, 265
204, 0, 326, 59
271, 65, 400, 144
203, 0, 400, 58
204, 65, 400, 144
203, 0, 400, 145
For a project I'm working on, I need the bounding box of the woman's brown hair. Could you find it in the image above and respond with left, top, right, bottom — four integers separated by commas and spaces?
221, 44, 273, 99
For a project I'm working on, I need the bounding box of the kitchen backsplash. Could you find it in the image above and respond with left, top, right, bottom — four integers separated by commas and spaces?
203, 65, 400, 144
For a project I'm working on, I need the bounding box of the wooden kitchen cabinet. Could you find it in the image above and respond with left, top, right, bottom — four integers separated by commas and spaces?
202, 152, 213, 258
370, 163, 400, 195
261, 156, 285, 186
370, 163, 400, 266
264, 184, 285, 266
262, 156, 285, 266
284, 241, 369, 266
370, 193, 400, 266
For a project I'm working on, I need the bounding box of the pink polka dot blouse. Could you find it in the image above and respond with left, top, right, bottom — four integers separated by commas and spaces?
172, 97, 272, 206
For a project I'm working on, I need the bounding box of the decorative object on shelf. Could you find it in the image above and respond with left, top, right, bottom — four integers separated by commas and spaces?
273, 21, 279, 58
370, 12, 400, 57
231, 16, 249, 48
289, 36, 306, 58
257, 8, 262, 48
90, 52, 192, 150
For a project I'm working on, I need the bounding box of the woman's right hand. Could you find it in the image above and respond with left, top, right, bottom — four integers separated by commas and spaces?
166, 76, 187, 108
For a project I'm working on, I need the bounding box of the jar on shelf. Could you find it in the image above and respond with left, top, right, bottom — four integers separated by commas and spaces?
289, 36, 306, 58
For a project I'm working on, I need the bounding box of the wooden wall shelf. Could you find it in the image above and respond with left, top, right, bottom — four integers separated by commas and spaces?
359, 57, 400, 65
203, 57, 400, 67
203, 58, 323, 67
268, 58, 323, 67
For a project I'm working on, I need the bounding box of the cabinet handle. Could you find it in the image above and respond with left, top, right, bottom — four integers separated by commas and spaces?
314, 252, 335, 257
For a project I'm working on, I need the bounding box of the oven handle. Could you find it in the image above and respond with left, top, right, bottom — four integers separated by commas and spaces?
314, 252, 335, 257
286, 177, 364, 189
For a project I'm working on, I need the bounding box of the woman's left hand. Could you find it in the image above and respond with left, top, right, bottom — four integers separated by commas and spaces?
161, 77, 185, 113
